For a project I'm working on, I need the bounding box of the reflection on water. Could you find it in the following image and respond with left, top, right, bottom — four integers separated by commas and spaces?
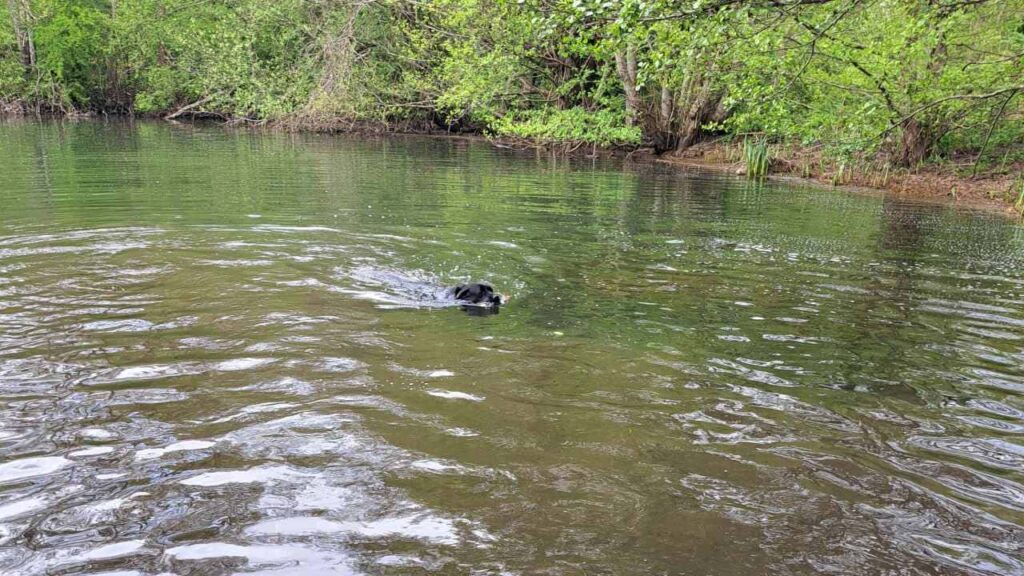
1, 121, 1023, 575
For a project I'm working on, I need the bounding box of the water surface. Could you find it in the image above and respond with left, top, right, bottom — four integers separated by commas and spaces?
1, 121, 1024, 575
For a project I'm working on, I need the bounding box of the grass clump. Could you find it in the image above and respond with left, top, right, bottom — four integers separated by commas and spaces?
743, 137, 771, 179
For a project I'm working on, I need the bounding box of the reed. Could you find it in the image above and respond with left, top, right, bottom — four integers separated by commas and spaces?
743, 137, 770, 178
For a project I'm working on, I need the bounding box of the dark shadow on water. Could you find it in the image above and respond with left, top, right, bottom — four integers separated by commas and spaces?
459, 304, 500, 317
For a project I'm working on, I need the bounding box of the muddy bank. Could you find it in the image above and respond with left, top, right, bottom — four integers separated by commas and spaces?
647, 141, 1023, 216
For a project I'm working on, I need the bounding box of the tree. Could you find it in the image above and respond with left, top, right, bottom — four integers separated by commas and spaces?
6, 0, 34, 69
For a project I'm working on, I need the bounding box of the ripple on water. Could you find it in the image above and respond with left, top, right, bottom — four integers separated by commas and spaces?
164, 542, 357, 574
78, 318, 156, 332
0, 457, 71, 483
244, 514, 459, 545
0, 496, 47, 520
76, 539, 148, 562
3, 126, 1024, 576
68, 446, 115, 458
907, 436, 1024, 470
213, 357, 276, 371
135, 440, 216, 460
181, 465, 313, 487
426, 389, 484, 402
861, 482, 1024, 576
966, 398, 1024, 420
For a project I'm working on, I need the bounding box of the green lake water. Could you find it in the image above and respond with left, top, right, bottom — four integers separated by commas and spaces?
1, 121, 1023, 575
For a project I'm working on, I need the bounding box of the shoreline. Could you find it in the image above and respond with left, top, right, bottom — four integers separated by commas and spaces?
443, 134, 1022, 216
652, 141, 1023, 216
278, 119, 1021, 216
654, 154, 1021, 216
496, 136, 1022, 216
6, 112, 1021, 217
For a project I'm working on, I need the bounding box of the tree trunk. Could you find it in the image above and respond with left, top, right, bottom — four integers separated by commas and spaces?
673, 73, 723, 153
895, 118, 934, 167
6, 0, 35, 69
659, 86, 673, 131
648, 85, 678, 152
614, 45, 640, 127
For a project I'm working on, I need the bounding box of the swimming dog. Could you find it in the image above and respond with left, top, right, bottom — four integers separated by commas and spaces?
451, 283, 505, 307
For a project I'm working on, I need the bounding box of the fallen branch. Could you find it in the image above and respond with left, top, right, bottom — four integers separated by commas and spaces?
165, 94, 217, 120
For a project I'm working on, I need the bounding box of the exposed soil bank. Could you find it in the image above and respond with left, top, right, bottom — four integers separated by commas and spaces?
649, 140, 1023, 216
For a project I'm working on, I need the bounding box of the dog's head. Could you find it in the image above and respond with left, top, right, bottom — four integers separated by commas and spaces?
453, 283, 505, 306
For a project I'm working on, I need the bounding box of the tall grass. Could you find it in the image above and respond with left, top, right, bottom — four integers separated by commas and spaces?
743, 138, 770, 178
1014, 177, 1024, 217
831, 162, 846, 186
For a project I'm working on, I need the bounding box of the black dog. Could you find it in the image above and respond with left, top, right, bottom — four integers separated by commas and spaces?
451, 283, 505, 307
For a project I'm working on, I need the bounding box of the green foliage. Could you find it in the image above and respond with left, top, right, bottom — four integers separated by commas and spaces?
492, 107, 641, 146
115, 0, 317, 118
31, 1, 111, 107
717, 1, 1024, 165
0, 10, 25, 105
0, 0, 1021, 172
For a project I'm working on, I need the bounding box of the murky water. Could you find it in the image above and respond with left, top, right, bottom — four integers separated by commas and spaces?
1, 121, 1023, 575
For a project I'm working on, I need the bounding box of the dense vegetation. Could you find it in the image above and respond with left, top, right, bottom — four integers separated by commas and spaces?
2, 0, 1023, 172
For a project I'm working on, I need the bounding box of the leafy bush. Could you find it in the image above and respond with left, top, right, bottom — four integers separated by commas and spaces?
32, 2, 110, 107
492, 107, 641, 146
1, 0, 1021, 174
